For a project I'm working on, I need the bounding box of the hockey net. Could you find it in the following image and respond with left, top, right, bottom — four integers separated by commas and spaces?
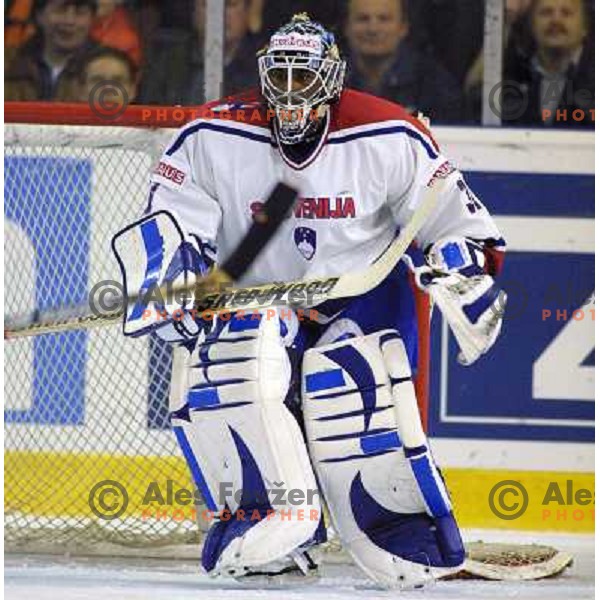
4, 102, 432, 557
5, 104, 199, 554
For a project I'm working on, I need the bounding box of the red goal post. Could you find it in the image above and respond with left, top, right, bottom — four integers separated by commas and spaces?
4, 102, 431, 555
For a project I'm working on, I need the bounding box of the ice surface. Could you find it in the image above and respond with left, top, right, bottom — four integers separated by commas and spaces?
5, 530, 594, 600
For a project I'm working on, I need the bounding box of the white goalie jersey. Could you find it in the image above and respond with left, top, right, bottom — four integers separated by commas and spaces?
145, 88, 506, 284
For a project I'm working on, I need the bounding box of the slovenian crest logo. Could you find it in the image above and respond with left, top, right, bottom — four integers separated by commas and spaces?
294, 227, 317, 260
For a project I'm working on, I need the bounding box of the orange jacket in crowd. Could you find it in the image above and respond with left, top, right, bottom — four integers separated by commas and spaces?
90, 6, 142, 67
5, 1, 142, 67
5, 0, 36, 49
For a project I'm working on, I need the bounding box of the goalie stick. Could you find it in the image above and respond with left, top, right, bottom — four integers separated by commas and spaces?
4, 179, 442, 340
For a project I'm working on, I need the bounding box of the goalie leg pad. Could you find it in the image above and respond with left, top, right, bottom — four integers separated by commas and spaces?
170, 309, 321, 574
302, 330, 465, 588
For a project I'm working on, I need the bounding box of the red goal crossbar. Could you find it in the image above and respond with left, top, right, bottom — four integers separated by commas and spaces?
5, 101, 207, 128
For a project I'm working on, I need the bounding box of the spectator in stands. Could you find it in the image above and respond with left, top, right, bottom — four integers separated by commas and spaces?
5, 0, 100, 101
90, 0, 142, 67
73, 45, 138, 102
502, 0, 594, 126
5, 0, 37, 51
344, 0, 463, 123
140, 0, 261, 105
404, 0, 485, 89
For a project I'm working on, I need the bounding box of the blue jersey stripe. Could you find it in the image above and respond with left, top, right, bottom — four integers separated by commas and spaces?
165, 120, 438, 160
166, 122, 273, 156
328, 125, 439, 159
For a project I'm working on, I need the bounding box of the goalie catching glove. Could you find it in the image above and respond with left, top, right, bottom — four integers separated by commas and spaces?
404, 237, 507, 366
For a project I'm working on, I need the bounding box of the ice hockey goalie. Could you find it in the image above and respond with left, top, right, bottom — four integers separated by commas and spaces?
113, 13, 507, 589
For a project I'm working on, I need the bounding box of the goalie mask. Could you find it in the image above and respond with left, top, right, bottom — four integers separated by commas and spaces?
258, 13, 346, 145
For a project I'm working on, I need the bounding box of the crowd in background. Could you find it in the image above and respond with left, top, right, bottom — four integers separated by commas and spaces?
4, 0, 595, 127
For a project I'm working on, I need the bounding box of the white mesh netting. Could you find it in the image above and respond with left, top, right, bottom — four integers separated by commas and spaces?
5, 123, 205, 554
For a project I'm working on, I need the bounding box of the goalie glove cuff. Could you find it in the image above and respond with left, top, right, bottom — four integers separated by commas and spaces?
401, 238, 485, 291
425, 237, 486, 278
